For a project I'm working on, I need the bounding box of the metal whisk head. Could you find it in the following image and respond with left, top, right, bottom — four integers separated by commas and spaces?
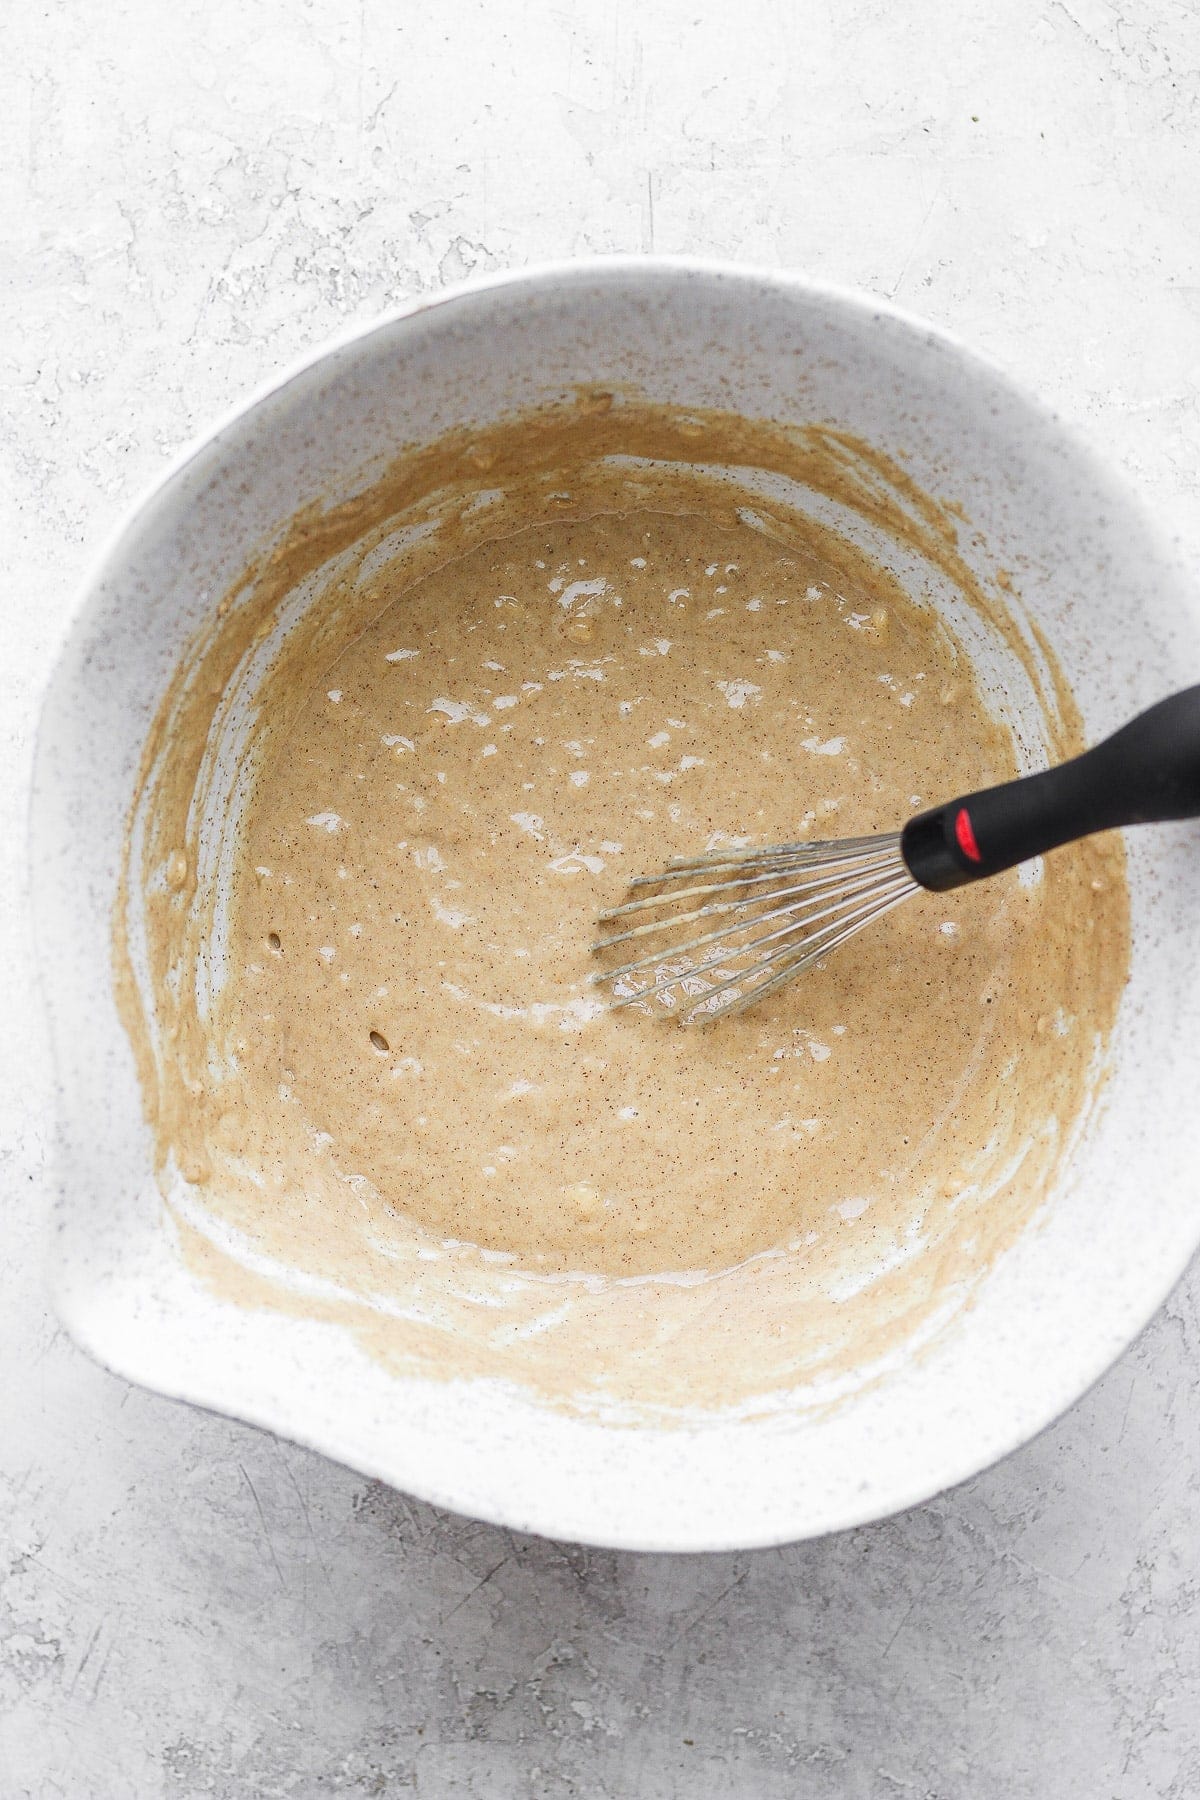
591, 833, 918, 1023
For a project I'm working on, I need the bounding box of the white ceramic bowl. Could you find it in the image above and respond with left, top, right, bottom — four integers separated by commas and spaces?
31, 259, 1200, 1550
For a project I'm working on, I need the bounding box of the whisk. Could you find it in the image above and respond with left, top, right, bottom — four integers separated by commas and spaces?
591, 685, 1200, 1023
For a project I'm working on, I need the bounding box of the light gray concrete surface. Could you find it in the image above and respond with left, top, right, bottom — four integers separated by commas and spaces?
4, 2, 1200, 1794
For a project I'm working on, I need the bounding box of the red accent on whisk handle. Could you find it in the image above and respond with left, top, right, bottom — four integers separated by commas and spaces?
900, 683, 1200, 891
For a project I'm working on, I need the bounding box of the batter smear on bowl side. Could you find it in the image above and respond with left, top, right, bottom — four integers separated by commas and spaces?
116, 400, 1129, 1416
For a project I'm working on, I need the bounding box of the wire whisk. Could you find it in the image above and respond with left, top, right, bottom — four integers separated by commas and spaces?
591, 834, 917, 1022
591, 685, 1200, 1023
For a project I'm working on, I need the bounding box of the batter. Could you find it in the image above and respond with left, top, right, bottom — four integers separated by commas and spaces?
117, 400, 1129, 1412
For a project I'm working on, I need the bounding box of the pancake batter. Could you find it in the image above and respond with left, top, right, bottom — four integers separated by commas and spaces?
117, 400, 1129, 1411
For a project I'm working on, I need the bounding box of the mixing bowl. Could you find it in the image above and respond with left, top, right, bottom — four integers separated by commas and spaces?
31, 259, 1200, 1550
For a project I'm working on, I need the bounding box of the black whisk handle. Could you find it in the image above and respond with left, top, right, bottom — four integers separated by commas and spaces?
900, 683, 1200, 892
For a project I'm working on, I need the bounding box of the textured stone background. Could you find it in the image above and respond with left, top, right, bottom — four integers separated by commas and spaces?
4, 2, 1200, 1794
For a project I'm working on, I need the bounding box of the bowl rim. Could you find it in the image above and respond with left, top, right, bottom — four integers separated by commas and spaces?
47, 250, 1122, 708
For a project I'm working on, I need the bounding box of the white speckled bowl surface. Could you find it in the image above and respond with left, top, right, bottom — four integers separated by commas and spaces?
31, 260, 1200, 1550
